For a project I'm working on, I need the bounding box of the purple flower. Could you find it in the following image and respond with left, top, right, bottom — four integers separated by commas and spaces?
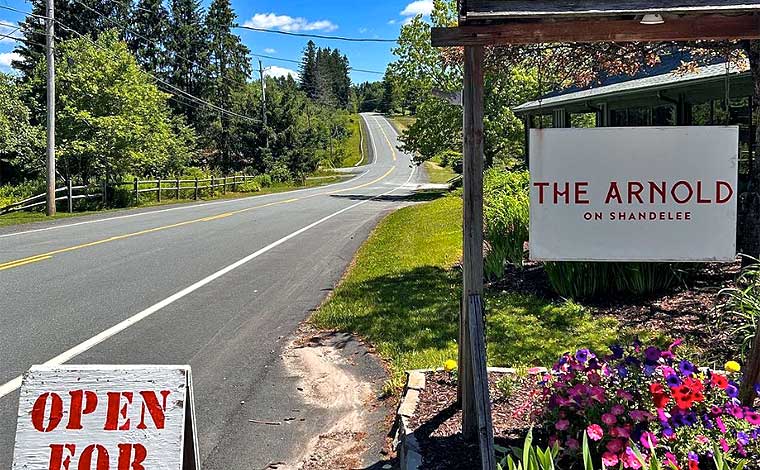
679, 360, 696, 376
727, 382, 740, 398
575, 349, 590, 363
644, 346, 661, 364
666, 374, 682, 387
610, 344, 624, 359
755, 383, 760, 396
738, 431, 750, 445
617, 365, 629, 378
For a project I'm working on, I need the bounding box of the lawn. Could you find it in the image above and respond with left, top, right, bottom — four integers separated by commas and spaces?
338, 114, 364, 167
311, 193, 620, 390
0, 175, 348, 229
387, 115, 417, 134
423, 161, 458, 184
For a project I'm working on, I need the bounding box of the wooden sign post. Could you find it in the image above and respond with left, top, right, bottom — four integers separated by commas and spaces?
432, 2, 760, 469
12, 365, 200, 470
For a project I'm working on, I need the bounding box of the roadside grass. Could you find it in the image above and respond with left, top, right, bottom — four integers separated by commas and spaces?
339, 114, 364, 167
423, 161, 458, 184
0, 175, 349, 229
311, 193, 622, 391
387, 115, 417, 134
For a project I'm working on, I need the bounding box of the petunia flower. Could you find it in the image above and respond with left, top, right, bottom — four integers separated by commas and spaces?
679, 360, 697, 376
586, 424, 604, 441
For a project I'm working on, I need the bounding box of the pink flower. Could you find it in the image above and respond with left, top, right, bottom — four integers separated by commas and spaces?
555, 419, 570, 431
602, 413, 617, 425
606, 438, 625, 454
566, 437, 580, 450
720, 438, 730, 453
615, 426, 631, 438
622, 447, 643, 469
602, 451, 619, 467
587, 424, 604, 441
611, 404, 625, 416
639, 431, 658, 449
696, 435, 709, 445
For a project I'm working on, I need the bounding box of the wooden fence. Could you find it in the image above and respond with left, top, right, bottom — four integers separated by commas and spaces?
0, 174, 263, 215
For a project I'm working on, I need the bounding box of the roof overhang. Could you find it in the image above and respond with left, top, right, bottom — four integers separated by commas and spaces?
431, 1, 760, 46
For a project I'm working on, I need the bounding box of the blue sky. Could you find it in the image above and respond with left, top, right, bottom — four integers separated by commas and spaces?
0, 0, 435, 83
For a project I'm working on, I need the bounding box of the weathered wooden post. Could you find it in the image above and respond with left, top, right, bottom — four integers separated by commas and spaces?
66, 178, 73, 213
194, 177, 199, 200
157, 178, 162, 203
133, 177, 138, 203
223, 176, 227, 195
460, 44, 486, 443
176, 178, 180, 200
210, 176, 215, 197
233, 174, 238, 192
102, 180, 107, 206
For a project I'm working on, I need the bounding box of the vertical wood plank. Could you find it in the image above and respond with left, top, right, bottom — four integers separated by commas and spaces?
468, 294, 496, 470
461, 44, 485, 442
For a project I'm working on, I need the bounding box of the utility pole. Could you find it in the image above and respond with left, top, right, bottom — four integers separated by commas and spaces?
259, 60, 268, 148
45, 0, 56, 216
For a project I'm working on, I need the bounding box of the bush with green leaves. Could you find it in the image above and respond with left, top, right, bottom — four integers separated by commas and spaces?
543, 262, 681, 299
720, 259, 760, 359
238, 180, 262, 193
483, 168, 530, 280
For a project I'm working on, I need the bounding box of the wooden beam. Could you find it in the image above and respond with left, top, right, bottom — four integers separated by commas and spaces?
468, 294, 496, 470
460, 44, 485, 443
432, 14, 760, 46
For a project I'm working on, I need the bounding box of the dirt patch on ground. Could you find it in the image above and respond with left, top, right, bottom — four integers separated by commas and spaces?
275, 328, 393, 470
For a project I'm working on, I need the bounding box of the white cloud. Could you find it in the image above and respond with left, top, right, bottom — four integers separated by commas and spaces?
401, 0, 434, 17
387, 19, 397, 25
265, 65, 299, 79
0, 52, 20, 68
245, 13, 337, 33
263, 48, 276, 54
358, 27, 368, 34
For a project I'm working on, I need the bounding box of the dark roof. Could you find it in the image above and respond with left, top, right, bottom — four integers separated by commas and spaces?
461, 1, 760, 22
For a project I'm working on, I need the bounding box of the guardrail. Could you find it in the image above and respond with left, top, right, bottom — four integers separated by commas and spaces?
0, 174, 262, 215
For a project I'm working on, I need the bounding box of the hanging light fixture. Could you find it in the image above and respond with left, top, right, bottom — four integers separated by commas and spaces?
640, 14, 665, 25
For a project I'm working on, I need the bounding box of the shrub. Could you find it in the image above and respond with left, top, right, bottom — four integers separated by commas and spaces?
238, 180, 261, 193
540, 342, 759, 469
720, 260, 760, 359
544, 262, 681, 299
253, 174, 272, 188
483, 169, 530, 280
436, 149, 461, 168
0, 180, 45, 208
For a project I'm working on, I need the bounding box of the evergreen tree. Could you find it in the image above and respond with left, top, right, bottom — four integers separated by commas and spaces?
128, 0, 170, 75
299, 41, 318, 100
205, 0, 251, 170
166, 0, 209, 128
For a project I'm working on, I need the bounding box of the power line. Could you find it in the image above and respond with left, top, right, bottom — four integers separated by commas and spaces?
250, 53, 385, 75
235, 25, 396, 43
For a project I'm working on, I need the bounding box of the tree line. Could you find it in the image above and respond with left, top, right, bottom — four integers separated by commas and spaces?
0, 0, 356, 187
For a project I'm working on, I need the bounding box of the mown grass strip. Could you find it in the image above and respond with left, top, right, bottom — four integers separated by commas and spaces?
312, 193, 622, 391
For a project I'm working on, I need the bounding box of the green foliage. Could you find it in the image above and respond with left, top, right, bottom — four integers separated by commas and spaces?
128, 0, 169, 74
253, 174, 272, 188
0, 180, 45, 208
398, 97, 462, 163
238, 180, 261, 193
483, 169, 530, 280
544, 262, 680, 299
0, 73, 44, 183
299, 40, 352, 109
719, 259, 760, 359
29, 31, 196, 182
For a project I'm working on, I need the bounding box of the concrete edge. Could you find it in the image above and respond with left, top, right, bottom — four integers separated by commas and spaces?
394, 367, 549, 470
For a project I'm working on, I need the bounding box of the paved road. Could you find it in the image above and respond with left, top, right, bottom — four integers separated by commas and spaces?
0, 114, 421, 468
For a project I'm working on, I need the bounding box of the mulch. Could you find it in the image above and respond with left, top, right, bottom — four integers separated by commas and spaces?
408, 370, 545, 470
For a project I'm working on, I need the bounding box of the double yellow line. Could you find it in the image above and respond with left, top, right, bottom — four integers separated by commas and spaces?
374, 119, 398, 161
0, 167, 397, 273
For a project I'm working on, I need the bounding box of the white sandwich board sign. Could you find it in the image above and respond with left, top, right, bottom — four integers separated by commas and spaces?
529, 127, 739, 262
12, 365, 200, 470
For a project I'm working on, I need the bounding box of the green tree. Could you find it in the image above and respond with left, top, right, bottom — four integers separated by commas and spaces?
299, 40, 319, 100
0, 74, 44, 183
28, 31, 195, 182
204, 0, 251, 171
166, 0, 209, 128
128, 0, 170, 75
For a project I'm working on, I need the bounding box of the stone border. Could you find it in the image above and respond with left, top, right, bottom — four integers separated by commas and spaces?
394, 367, 547, 470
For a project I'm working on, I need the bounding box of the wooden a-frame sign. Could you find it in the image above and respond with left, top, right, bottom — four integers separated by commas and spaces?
12, 365, 200, 470
431, 2, 760, 469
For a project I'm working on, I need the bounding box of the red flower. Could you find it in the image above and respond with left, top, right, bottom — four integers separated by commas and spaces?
711, 373, 729, 390
689, 460, 700, 470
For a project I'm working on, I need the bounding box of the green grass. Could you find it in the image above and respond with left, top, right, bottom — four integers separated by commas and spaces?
387, 115, 417, 134
339, 114, 364, 167
0, 175, 349, 229
312, 194, 622, 390
423, 161, 458, 184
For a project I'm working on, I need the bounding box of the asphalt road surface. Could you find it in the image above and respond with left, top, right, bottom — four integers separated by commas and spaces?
0, 113, 422, 468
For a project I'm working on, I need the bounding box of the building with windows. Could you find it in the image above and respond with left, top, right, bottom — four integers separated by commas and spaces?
514, 59, 754, 185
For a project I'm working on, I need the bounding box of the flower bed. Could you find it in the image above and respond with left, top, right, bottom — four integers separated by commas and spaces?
402, 342, 760, 470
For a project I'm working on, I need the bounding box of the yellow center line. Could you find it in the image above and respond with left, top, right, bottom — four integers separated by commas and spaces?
0, 165, 398, 272
375, 120, 397, 161
0, 255, 53, 271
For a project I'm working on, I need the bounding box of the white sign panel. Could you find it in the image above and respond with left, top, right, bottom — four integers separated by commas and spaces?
13, 365, 200, 470
529, 127, 739, 262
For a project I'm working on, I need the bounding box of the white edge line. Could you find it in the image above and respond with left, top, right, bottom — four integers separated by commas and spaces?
0, 165, 416, 400
0, 169, 371, 240
355, 115, 365, 167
